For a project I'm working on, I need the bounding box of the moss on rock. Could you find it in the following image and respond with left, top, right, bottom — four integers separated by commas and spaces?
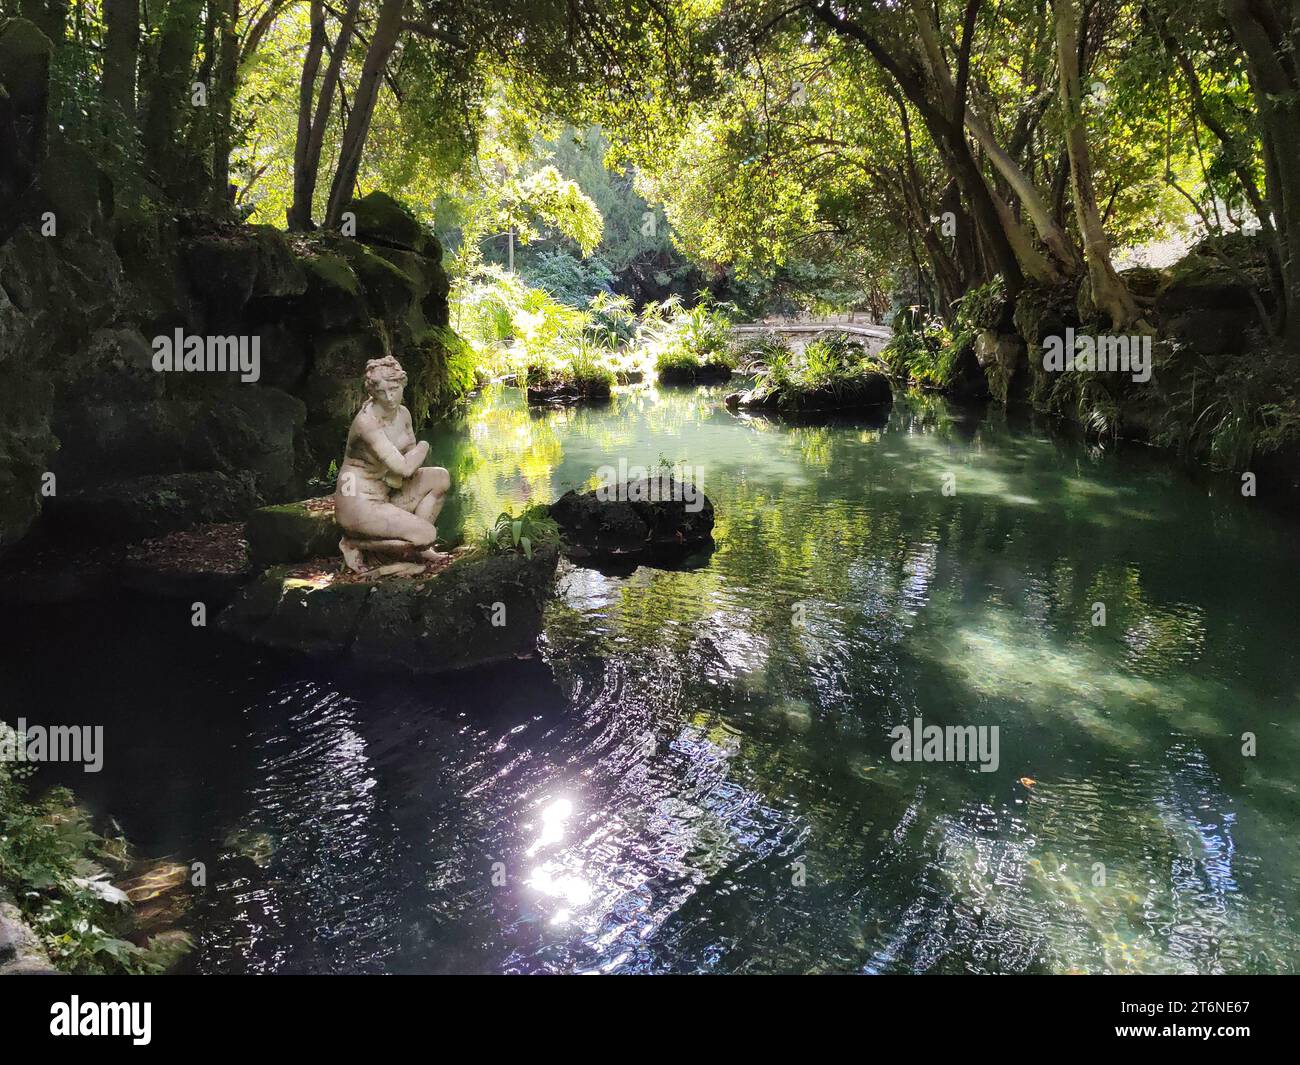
346, 190, 429, 253
245, 496, 341, 568
217, 546, 560, 674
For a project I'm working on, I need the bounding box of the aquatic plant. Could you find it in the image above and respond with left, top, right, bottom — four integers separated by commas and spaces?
741, 331, 889, 411
643, 295, 739, 377
483, 505, 562, 560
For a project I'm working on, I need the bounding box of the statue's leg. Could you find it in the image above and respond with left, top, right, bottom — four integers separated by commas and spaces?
392, 467, 450, 526
339, 537, 367, 573
341, 536, 422, 572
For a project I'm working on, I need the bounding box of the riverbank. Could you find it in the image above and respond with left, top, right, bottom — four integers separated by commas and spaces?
0, 721, 193, 974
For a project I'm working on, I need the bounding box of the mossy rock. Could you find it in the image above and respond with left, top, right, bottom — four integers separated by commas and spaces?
245, 497, 341, 568
0, 365, 56, 550
345, 191, 428, 253
1160, 232, 1271, 311
549, 481, 714, 567
526, 379, 613, 406
725, 370, 892, 412
217, 546, 560, 674
974, 330, 1025, 404
337, 240, 420, 320
0, 893, 57, 975
183, 232, 261, 309
38, 139, 105, 233
249, 225, 308, 299
0, 17, 52, 115
300, 252, 366, 330
370, 245, 437, 334
300, 330, 378, 455
113, 203, 191, 328
658, 363, 733, 384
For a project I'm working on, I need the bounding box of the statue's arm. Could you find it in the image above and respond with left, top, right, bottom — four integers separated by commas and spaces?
358, 416, 428, 480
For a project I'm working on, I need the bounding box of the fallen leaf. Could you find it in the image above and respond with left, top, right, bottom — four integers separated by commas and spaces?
1019, 777, 1036, 788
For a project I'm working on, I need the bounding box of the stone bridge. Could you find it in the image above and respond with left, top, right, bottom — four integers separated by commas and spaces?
731, 315, 893, 356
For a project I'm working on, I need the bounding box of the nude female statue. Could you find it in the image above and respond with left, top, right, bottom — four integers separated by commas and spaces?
334, 356, 450, 573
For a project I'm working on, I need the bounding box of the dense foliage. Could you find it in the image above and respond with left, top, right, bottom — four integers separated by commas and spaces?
0, 722, 189, 973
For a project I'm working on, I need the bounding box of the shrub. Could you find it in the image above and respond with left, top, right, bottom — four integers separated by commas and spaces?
644, 295, 738, 378
0, 722, 188, 974
481, 505, 562, 560
744, 331, 888, 411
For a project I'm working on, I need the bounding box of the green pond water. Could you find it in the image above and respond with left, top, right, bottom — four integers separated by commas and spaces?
7, 381, 1300, 972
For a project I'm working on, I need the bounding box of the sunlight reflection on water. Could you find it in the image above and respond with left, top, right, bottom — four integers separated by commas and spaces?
9, 383, 1300, 973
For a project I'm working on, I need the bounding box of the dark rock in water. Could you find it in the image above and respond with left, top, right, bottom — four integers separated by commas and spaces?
217, 546, 559, 675
526, 380, 612, 406
245, 497, 341, 568
658, 363, 733, 385
725, 371, 892, 412
548, 479, 714, 568
946, 337, 992, 401
615, 369, 644, 385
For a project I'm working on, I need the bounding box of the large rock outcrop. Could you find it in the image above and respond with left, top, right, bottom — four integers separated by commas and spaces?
217, 547, 559, 674
0, 44, 457, 552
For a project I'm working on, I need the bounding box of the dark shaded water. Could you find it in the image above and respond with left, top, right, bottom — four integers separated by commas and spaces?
6, 383, 1300, 973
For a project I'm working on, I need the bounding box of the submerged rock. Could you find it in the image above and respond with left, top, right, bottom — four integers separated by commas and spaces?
548, 479, 714, 568
217, 546, 559, 674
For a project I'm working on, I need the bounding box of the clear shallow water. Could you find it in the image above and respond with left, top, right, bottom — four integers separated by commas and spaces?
6, 383, 1300, 973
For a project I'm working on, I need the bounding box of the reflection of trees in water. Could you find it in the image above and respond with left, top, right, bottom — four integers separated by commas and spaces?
435, 384, 1300, 972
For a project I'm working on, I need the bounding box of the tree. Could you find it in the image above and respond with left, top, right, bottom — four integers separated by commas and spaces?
1053, 0, 1140, 327
1224, 0, 1300, 353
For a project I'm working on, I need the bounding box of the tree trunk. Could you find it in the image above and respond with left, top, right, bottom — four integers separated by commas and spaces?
324, 0, 405, 229
1054, 0, 1141, 328
289, 0, 327, 229
102, 0, 139, 122
140, 0, 204, 187
209, 0, 239, 214
907, 0, 1079, 277
812, 4, 1048, 291
1225, 0, 1300, 354
292, 0, 361, 229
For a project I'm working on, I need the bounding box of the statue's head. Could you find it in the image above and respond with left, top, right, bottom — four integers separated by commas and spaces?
363, 356, 407, 412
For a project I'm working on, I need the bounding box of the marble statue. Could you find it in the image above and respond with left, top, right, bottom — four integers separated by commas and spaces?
335, 356, 450, 573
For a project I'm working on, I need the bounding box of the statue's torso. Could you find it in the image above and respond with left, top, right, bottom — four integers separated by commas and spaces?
336, 402, 414, 502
